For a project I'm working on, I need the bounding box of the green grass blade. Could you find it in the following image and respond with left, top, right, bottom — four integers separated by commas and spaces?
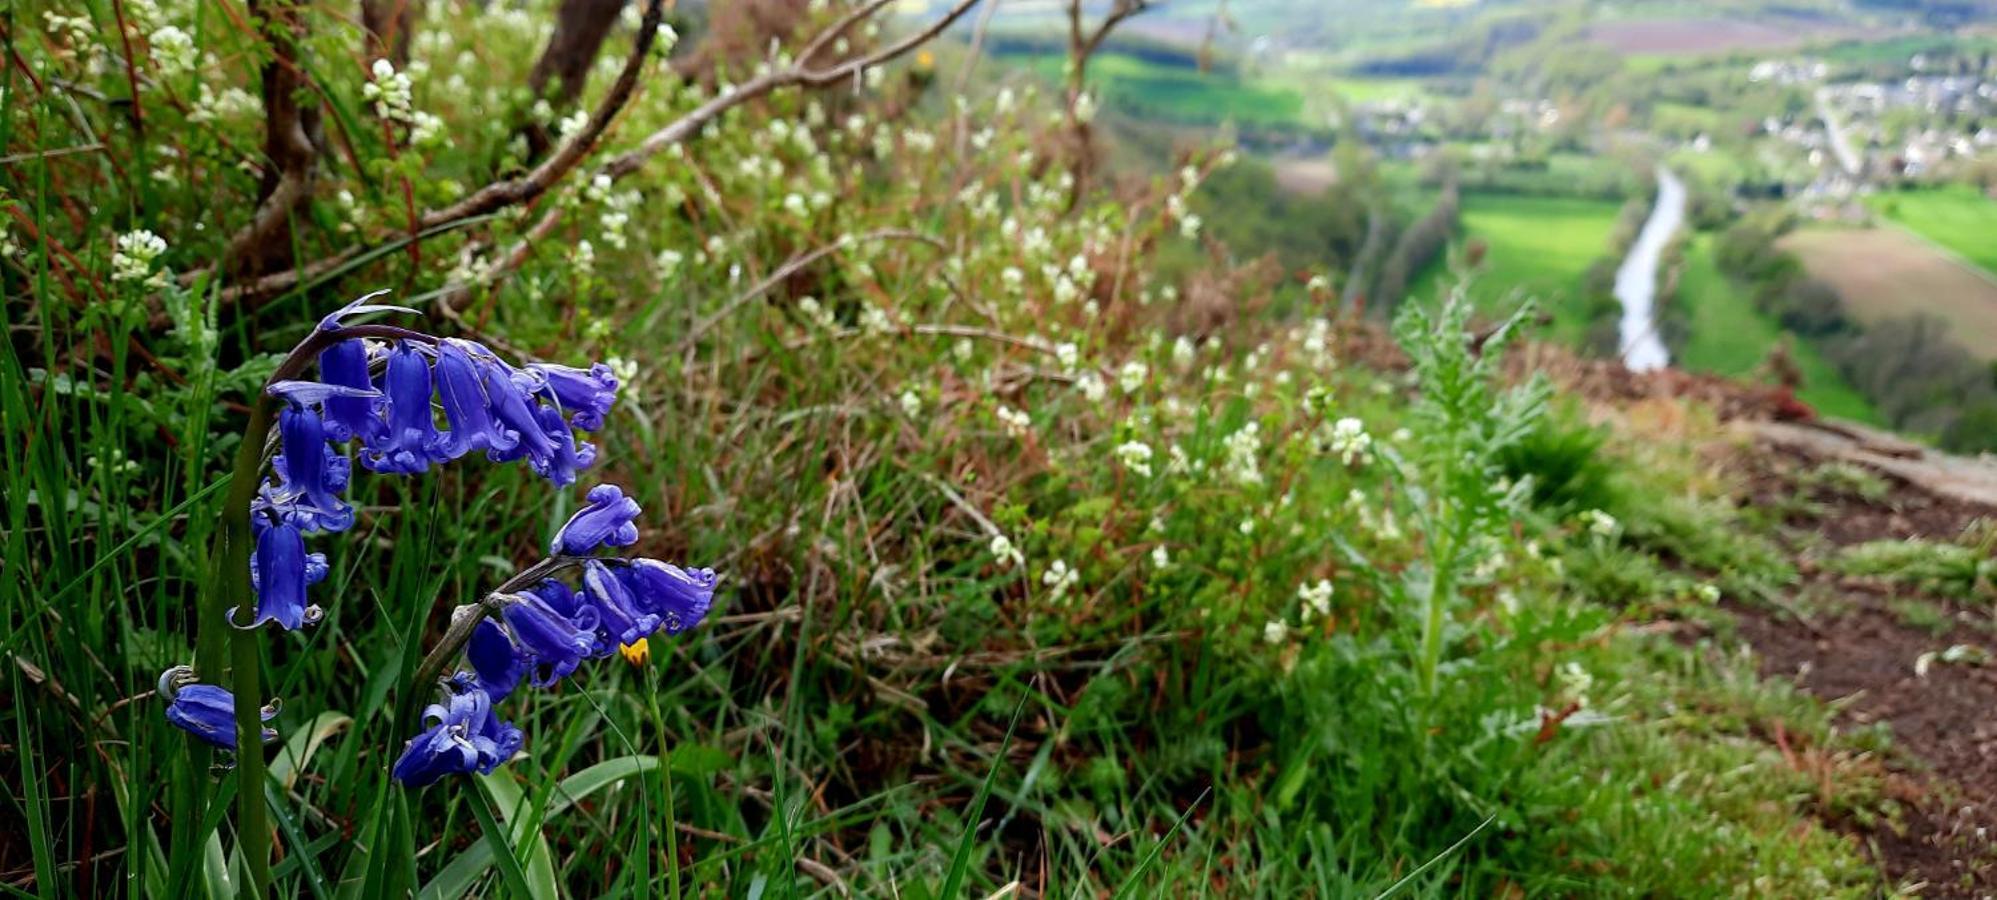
1374, 814, 1496, 900
466, 778, 538, 900
940, 693, 1029, 898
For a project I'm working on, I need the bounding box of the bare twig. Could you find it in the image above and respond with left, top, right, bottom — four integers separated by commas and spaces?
221, 0, 322, 277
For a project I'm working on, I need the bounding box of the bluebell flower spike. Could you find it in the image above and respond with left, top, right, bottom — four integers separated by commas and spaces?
262, 401, 355, 533
500, 587, 600, 686
551, 484, 642, 555
466, 619, 525, 702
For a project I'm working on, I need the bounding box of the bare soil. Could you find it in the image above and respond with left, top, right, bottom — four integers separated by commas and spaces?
1729, 444, 1997, 895
1782, 227, 1997, 363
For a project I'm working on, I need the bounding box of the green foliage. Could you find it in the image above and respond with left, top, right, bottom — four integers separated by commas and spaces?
1496, 402, 1619, 514
1835, 534, 1997, 599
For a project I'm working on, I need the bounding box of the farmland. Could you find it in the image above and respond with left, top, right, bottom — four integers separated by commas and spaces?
1865, 185, 1997, 276
1015, 50, 1308, 127
1581, 17, 1864, 56
1410, 192, 1622, 340
1782, 226, 1997, 362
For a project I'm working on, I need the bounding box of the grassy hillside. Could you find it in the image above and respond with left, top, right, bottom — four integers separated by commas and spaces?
1866, 184, 1997, 276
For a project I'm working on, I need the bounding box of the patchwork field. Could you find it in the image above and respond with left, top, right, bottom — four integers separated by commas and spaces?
1582, 18, 1859, 55
1671, 235, 1878, 422
1865, 185, 1997, 276
1018, 51, 1306, 127
1782, 226, 1997, 362
1410, 192, 1621, 340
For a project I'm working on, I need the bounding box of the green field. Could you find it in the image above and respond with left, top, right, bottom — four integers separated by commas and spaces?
1672, 235, 1878, 422
1865, 185, 1997, 275
1410, 192, 1623, 339
1018, 51, 1308, 127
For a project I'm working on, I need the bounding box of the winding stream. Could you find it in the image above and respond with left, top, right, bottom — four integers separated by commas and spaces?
1613, 166, 1683, 372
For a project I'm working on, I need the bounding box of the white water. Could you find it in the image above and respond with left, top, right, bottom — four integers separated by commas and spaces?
1613, 166, 1683, 372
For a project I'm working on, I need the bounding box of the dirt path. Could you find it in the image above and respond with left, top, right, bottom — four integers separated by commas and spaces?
1728, 434, 1997, 894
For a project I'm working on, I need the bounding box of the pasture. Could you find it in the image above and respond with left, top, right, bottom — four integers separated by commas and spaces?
1866, 185, 1997, 276
1015, 51, 1307, 127
1582, 17, 1859, 56
1782, 226, 1997, 362
1409, 192, 1623, 340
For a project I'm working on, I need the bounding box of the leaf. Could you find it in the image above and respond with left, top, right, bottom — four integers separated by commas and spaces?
465, 777, 547, 900
269, 711, 353, 791
419, 757, 663, 900
666, 744, 731, 778
941, 694, 1028, 897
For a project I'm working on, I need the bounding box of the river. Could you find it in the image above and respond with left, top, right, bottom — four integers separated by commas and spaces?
1613, 166, 1683, 372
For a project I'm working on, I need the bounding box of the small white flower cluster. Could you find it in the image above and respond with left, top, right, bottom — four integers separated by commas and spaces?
1165, 194, 1200, 240
363, 59, 414, 121
1300, 318, 1334, 370
111, 229, 170, 288
149, 26, 196, 77
1042, 559, 1078, 602
1114, 441, 1153, 478
190, 85, 260, 124
989, 533, 1024, 569
1263, 620, 1288, 645
1297, 579, 1334, 622
1222, 423, 1263, 487
1579, 509, 1619, 537
1324, 417, 1371, 465
996, 404, 1032, 438
1118, 361, 1148, 394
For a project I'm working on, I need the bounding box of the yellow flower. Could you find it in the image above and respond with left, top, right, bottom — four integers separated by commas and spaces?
619, 638, 650, 667
915, 50, 935, 71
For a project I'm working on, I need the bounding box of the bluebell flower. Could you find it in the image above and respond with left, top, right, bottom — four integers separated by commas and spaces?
484, 360, 594, 486
159, 668, 277, 750
551, 484, 642, 555
525, 362, 618, 431
580, 560, 660, 646
391, 674, 522, 788
500, 586, 600, 685
466, 619, 525, 702
239, 519, 328, 630
525, 579, 613, 658
433, 339, 521, 461
317, 339, 386, 446
364, 341, 443, 475
261, 399, 355, 533
617, 560, 716, 636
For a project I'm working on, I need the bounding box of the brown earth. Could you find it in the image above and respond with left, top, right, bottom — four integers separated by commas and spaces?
1782, 227, 1997, 363
1581, 18, 1866, 55
1726, 440, 1997, 895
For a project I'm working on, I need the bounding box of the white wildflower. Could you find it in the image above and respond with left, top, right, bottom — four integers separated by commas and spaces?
1118, 361, 1148, 394
1222, 423, 1263, 487
1580, 509, 1619, 537
1298, 579, 1334, 620
898, 390, 922, 418
1054, 342, 1079, 371
1075, 372, 1106, 402
996, 405, 1032, 438
363, 58, 413, 121
1042, 559, 1078, 602
1263, 620, 1288, 645
1151, 545, 1170, 569
1114, 441, 1154, 478
989, 533, 1024, 569
149, 26, 196, 76
1325, 417, 1372, 465
111, 229, 169, 287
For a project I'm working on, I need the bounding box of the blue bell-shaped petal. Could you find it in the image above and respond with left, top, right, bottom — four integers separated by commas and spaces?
433, 340, 521, 461
550, 484, 641, 555
484, 362, 594, 486
238, 519, 323, 630
466, 619, 526, 702
265, 401, 355, 533
500, 589, 598, 686
364, 342, 442, 475
525, 579, 609, 658
526, 362, 619, 431
619, 560, 716, 636
317, 339, 388, 446
581, 560, 659, 646
160, 676, 277, 750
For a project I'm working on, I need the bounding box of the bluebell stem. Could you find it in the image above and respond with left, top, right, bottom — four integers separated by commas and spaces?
158, 666, 277, 751
551, 484, 642, 554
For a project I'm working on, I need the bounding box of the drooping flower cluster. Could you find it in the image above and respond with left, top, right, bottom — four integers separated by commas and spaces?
393, 483, 716, 787
162, 297, 624, 751
245, 302, 618, 631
